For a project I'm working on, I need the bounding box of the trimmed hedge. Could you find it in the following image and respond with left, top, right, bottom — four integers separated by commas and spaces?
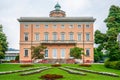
105, 61, 120, 70
59, 67, 86, 76
65, 66, 119, 77
20, 67, 51, 76
0, 66, 46, 75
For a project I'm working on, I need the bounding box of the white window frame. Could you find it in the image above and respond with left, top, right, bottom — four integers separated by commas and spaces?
69, 25, 73, 28
52, 48, 57, 59
61, 32, 65, 40
24, 49, 28, 57
78, 25, 81, 28
86, 24, 90, 28
35, 33, 40, 41
78, 33, 81, 41
24, 25, 28, 28
35, 25, 39, 28
53, 25, 57, 28
24, 33, 28, 41
61, 25, 65, 28
45, 25, 48, 28
44, 32, 49, 40
86, 33, 90, 41
86, 48, 90, 57
45, 49, 48, 58
53, 32, 57, 40
61, 49, 65, 58
69, 32, 74, 40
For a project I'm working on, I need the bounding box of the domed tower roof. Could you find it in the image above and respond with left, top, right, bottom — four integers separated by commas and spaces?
55, 3, 61, 11
49, 3, 66, 17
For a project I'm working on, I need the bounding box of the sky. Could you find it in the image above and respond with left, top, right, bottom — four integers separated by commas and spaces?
0, 0, 120, 49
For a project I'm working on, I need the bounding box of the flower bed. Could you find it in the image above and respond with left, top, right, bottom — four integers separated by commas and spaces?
40, 74, 63, 80
65, 66, 119, 77
59, 67, 86, 76
80, 64, 92, 67
66, 59, 75, 64
20, 67, 52, 76
20, 64, 34, 67
51, 64, 61, 67
0, 66, 46, 75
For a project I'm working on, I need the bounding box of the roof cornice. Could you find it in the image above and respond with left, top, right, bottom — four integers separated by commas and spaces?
18, 17, 96, 22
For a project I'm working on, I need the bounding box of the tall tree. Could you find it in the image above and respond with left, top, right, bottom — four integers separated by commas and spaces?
70, 47, 84, 59
31, 45, 47, 60
0, 25, 8, 63
95, 5, 120, 61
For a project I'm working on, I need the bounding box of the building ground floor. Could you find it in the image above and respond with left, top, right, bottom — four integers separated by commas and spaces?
20, 43, 94, 63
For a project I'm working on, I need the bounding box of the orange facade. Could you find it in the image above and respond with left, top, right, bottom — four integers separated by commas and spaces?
18, 3, 95, 63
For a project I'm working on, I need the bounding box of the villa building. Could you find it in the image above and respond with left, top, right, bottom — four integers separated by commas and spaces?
18, 3, 96, 63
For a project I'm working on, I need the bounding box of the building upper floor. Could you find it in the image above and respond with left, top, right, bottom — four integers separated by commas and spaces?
18, 3, 96, 44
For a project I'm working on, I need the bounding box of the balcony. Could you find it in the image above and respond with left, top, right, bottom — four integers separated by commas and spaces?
41, 40, 77, 44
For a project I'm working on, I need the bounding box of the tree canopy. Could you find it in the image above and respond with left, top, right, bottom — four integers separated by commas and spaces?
0, 25, 8, 60
95, 5, 120, 61
31, 45, 47, 60
70, 47, 84, 59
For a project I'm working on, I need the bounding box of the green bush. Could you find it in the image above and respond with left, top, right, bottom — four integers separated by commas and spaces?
104, 60, 110, 68
104, 60, 120, 70
115, 61, 120, 70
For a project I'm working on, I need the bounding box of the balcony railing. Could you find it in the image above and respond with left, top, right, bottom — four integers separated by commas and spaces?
41, 40, 77, 44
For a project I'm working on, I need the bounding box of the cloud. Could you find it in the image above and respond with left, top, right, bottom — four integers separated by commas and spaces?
0, 0, 120, 49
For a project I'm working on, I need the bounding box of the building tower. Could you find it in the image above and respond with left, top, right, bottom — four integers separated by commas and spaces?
49, 3, 66, 17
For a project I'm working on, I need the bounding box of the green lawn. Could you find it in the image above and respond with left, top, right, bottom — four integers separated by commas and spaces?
0, 64, 120, 80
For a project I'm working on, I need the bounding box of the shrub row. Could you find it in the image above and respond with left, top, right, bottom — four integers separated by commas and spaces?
20, 67, 52, 76
65, 66, 119, 77
20, 64, 34, 67
105, 61, 120, 70
0, 66, 46, 75
51, 64, 61, 67
59, 67, 86, 76
40, 74, 63, 80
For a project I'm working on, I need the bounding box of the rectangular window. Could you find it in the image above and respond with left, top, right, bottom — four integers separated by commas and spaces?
61, 25, 65, 28
61, 33, 65, 40
53, 25, 57, 28
45, 25, 48, 28
53, 33, 57, 40
86, 33, 90, 41
44, 33, 48, 40
61, 49, 65, 58
69, 33, 74, 40
86, 48, 90, 56
24, 49, 28, 57
78, 33, 81, 41
35, 33, 39, 41
78, 25, 81, 28
86, 25, 90, 28
69, 25, 73, 28
35, 25, 39, 28
24, 25, 28, 28
52, 49, 57, 58
45, 49, 48, 58
24, 33, 28, 41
